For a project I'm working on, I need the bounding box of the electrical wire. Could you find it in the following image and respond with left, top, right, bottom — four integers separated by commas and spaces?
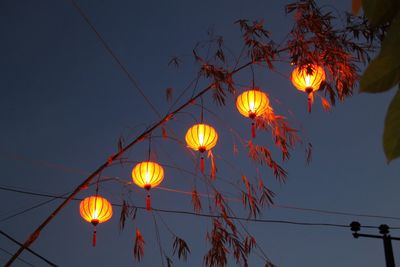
0, 230, 57, 266
0, 247, 35, 267
67, 0, 161, 118
3, 149, 400, 225
0, 196, 63, 223
0, 185, 395, 231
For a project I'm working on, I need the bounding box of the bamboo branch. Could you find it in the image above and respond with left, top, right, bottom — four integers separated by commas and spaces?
4, 82, 216, 265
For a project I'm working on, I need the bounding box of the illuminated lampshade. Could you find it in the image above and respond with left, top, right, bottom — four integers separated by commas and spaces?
79, 195, 113, 247
236, 89, 270, 138
185, 123, 218, 173
132, 161, 164, 210
236, 89, 270, 119
132, 161, 164, 190
185, 124, 218, 153
291, 64, 326, 112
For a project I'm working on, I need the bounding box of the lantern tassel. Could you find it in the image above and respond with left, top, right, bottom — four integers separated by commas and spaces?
146, 193, 151, 211
251, 122, 256, 139
200, 156, 205, 174
92, 227, 97, 247
307, 93, 314, 113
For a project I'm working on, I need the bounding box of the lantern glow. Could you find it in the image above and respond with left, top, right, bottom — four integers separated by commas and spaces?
80, 196, 113, 224
131, 161, 164, 190
291, 64, 326, 112
132, 161, 164, 210
236, 89, 270, 119
79, 195, 113, 247
291, 64, 325, 93
236, 89, 270, 138
185, 124, 218, 153
185, 123, 218, 173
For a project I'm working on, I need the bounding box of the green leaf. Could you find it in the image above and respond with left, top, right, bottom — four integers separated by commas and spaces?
360, 15, 400, 93
362, 0, 399, 25
360, 55, 400, 93
383, 89, 400, 162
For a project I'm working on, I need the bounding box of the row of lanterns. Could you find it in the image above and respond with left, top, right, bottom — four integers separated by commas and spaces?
79, 64, 326, 246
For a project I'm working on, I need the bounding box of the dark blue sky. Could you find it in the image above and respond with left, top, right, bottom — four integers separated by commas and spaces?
0, 0, 399, 266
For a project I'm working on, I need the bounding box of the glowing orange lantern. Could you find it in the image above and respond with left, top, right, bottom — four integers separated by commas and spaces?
236, 89, 270, 138
291, 64, 326, 113
132, 161, 164, 210
185, 123, 218, 173
79, 195, 113, 247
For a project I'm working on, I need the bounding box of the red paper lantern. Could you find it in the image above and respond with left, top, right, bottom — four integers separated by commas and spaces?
291, 64, 326, 112
79, 195, 112, 247
131, 161, 164, 210
185, 123, 218, 173
236, 89, 270, 138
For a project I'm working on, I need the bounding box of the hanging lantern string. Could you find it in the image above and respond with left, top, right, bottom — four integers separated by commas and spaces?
95, 173, 101, 197
148, 133, 152, 161
92, 173, 102, 247
192, 103, 248, 146
250, 64, 255, 88
200, 96, 204, 123
307, 93, 313, 113
151, 213, 166, 267
250, 65, 256, 139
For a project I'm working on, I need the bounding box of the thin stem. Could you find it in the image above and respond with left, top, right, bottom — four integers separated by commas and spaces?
148, 133, 152, 161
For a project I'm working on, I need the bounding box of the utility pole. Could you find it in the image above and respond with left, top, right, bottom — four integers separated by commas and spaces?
350, 221, 400, 267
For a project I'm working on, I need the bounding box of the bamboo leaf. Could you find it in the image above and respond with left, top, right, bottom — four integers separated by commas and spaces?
134, 228, 145, 262
191, 188, 202, 213
233, 143, 239, 156
166, 88, 173, 103
306, 142, 313, 165
166, 257, 173, 267
259, 186, 275, 207
173, 236, 191, 260
117, 136, 124, 154
383, 89, 400, 162
168, 56, 181, 68
119, 200, 129, 231
265, 261, 276, 267
162, 126, 168, 139
320, 96, 331, 111
208, 150, 217, 180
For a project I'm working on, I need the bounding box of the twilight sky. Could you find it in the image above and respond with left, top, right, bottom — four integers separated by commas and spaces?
0, 0, 399, 266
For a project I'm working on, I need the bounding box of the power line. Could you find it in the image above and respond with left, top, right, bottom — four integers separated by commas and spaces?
273, 204, 400, 222
0, 185, 394, 231
2, 184, 400, 225
0, 190, 70, 223
67, 0, 161, 118
2, 150, 400, 224
0, 230, 57, 266
0, 247, 34, 267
